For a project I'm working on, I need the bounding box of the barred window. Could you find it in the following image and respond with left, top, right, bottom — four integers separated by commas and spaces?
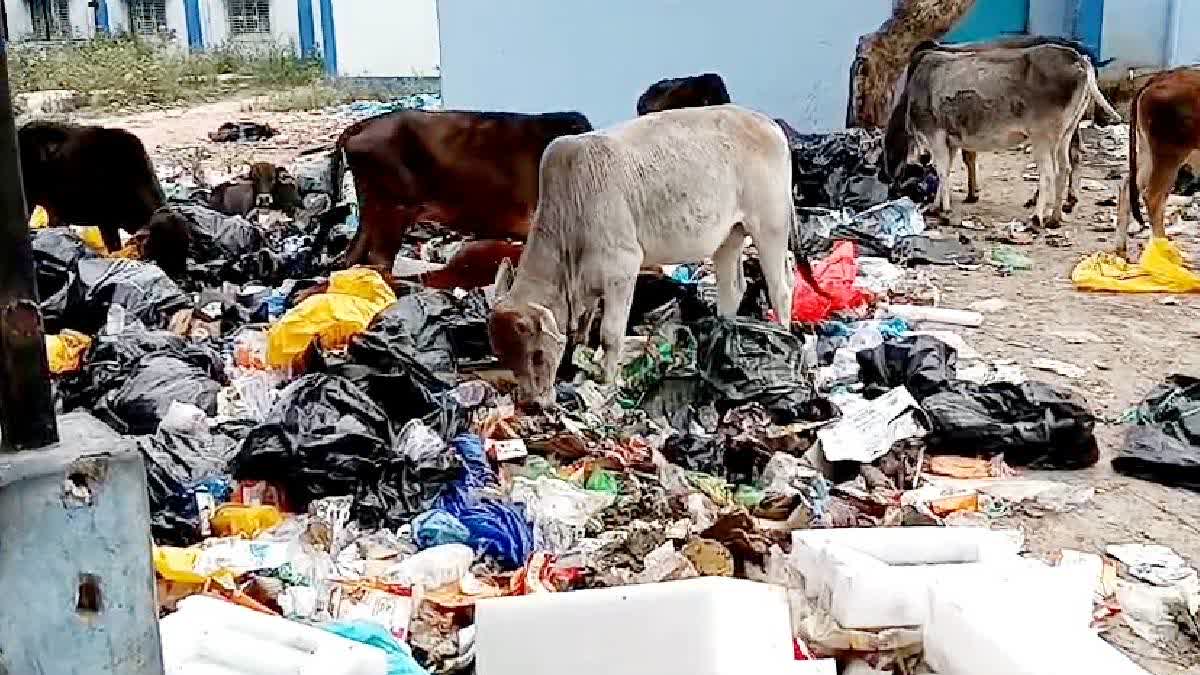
129, 0, 168, 36
228, 0, 271, 36
29, 0, 72, 40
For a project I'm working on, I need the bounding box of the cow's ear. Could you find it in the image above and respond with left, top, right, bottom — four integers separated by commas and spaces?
494, 257, 515, 298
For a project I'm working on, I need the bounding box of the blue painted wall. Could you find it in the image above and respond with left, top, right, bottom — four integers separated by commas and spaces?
437, 0, 893, 131
945, 0, 1031, 43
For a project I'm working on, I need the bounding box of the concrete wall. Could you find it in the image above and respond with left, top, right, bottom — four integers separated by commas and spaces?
1028, 0, 1070, 36
1102, 0, 1170, 67
6, 1, 35, 38
437, 0, 893, 131
331, 0, 439, 77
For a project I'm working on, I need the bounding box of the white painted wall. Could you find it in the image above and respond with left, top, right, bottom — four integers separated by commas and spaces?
164, 0, 188, 49
1169, 0, 1200, 66
331, 0, 439, 77
68, 0, 94, 37
107, 0, 130, 33
438, 0, 891, 131
6, 1, 35, 38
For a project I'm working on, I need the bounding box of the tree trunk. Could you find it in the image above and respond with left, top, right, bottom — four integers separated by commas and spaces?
848, 0, 977, 128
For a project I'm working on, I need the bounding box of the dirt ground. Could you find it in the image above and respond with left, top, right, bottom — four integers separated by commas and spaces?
85, 96, 1200, 673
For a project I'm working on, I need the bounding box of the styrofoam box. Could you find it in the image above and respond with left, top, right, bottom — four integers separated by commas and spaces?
476, 577, 835, 675
925, 580, 1151, 675
788, 528, 1093, 630
160, 595, 388, 675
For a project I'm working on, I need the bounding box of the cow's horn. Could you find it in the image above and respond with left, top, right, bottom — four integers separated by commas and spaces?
529, 302, 566, 344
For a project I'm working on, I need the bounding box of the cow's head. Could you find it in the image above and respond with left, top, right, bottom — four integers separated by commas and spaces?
249, 162, 280, 208
637, 73, 731, 116
488, 262, 566, 406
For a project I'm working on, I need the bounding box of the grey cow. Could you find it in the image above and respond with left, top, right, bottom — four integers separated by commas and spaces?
883, 43, 1120, 228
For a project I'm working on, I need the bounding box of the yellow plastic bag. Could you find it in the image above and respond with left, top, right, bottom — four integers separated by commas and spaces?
78, 226, 111, 254
1072, 238, 1200, 293
152, 546, 235, 589
45, 330, 93, 374
266, 268, 397, 368
29, 205, 49, 229
210, 503, 284, 539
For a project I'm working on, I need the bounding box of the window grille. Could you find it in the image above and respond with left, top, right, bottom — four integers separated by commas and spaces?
29, 0, 71, 40
129, 0, 168, 36
228, 0, 271, 36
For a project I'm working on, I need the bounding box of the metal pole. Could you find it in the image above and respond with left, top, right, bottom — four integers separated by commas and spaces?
0, 31, 58, 450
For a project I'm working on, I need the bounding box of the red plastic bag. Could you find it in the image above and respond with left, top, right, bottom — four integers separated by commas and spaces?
791, 240, 870, 323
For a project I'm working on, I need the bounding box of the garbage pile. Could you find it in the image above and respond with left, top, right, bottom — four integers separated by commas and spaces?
31, 112, 1189, 674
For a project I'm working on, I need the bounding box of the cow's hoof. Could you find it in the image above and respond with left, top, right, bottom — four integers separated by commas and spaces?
1024, 197, 1038, 209
963, 194, 979, 204
1043, 217, 1063, 230
1063, 200, 1078, 215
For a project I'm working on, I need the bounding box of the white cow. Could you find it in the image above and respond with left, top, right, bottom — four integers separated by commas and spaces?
489, 104, 795, 405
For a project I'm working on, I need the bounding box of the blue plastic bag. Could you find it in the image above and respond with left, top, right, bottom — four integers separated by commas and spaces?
436, 434, 533, 570
411, 509, 470, 549
325, 620, 429, 675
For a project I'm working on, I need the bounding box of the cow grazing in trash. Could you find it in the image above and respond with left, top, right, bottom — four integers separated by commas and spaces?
334, 110, 593, 270
208, 162, 302, 216
1116, 67, 1200, 257
910, 36, 1120, 214
19, 120, 165, 253
636, 73, 732, 115
489, 105, 795, 406
883, 44, 1120, 227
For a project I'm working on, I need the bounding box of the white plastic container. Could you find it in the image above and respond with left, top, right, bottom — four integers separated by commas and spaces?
475, 577, 834, 675
160, 595, 388, 675
886, 304, 984, 328
925, 580, 1151, 675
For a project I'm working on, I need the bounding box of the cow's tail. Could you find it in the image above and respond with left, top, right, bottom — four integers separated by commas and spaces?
1129, 83, 1146, 225
330, 139, 346, 205
1085, 65, 1122, 124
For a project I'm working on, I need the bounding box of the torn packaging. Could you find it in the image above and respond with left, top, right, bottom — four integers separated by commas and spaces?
1113, 375, 1200, 491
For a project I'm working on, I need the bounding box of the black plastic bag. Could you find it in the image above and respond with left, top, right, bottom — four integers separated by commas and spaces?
857, 336, 957, 401
60, 327, 190, 411
353, 420, 465, 529
1112, 375, 1200, 490
230, 374, 396, 509
892, 235, 980, 267
57, 258, 190, 333
692, 317, 817, 423
34, 229, 100, 330
791, 130, 888, 211
1113, 426, 1200, 492
357, 290, 492, 375
921, 381, 1099, 468
662, 433, 723, 475
92, 345, 225, 435
139, 431, 239, 545
173, 204, 265, 260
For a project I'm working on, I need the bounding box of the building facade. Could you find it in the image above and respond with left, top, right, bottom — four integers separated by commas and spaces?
2, 0, 440, 78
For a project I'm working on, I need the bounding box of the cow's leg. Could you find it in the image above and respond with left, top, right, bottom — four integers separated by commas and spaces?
1144, 149, 1190, 243
1115, 177, 1133, 256
962, 150, 980, 203
929, 138, 954, 219
754, 222, 794, 330
99, 225, 123, 254
1063, 130, 1083, 214
1048, 139, 1073, 227
597, 272, 638, 384
713, 228, 747, 316
1032, 145, 1057, 228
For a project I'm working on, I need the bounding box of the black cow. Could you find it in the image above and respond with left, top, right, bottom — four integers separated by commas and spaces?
636, 73, 732, 116
18, 121, 196, 276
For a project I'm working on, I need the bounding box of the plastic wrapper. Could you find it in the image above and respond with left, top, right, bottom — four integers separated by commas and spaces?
511, 476, 615, 554
1072, 238, 1200, 293
266, 268, 397, 368
45, 330, 92, 374
384, 543, 476, 590
325, 621, 430, 675
210, 503, 284, 538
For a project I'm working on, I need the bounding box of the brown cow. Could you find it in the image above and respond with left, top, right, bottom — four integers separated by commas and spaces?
1116, 68, 1200, 257
335, 110, 593, 270
209, 162, 302, 216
